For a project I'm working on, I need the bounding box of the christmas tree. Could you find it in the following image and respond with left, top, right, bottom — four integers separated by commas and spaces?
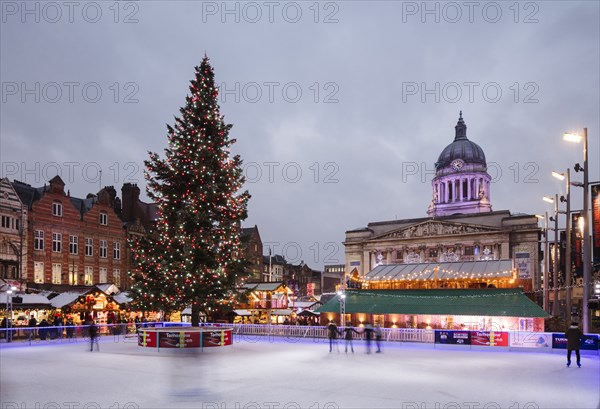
129, 56, 251, 326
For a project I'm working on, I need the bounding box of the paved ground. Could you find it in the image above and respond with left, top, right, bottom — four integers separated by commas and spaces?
0, 335, 598, 409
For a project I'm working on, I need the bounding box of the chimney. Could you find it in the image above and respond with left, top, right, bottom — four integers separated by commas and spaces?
121, 183, 140, 222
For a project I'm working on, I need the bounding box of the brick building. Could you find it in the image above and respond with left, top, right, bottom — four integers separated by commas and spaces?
10, 176, 129, 289
240, 225, 263, 281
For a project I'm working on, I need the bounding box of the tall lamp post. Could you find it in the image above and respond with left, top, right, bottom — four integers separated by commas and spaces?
553, 169, 571, 321
337, 288, 346, 327
544, 194, 560, 316
4, 285, 17, 342
564, 129, 591, 333
536, 213, 550, 312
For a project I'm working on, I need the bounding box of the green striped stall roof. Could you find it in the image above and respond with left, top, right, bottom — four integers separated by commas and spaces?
315, 288, 549, 318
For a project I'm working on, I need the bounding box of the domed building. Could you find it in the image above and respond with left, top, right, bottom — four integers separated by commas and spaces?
427, 112, 492, 217
318, 113, 548, 332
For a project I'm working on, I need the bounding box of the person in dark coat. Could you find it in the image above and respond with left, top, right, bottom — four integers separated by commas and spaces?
364, 323, 374, 354
327, 321, 341, 352
38, 319, 49, 340
565, 322, 584, 367
343, 323, 360, 353
65, 318, 75, 339
89, 321, 99, 352
27, 315, 37, 340
374, 324, 383, 353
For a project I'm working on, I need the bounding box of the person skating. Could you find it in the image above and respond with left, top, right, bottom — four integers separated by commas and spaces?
374, 324, 383, 353
89, 320, 99, 352
327, 321, 341, 352
565, 321, 584, 367
364, 323, 374, 354
343, 323, 359, 353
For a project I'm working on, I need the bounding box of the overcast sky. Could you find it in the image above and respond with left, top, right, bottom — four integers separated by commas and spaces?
1, 1, 599, 269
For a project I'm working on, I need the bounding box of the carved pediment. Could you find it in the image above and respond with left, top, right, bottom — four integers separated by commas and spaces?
373, 220, 500, 240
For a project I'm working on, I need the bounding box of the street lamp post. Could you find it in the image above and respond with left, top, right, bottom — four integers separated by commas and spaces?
554, 169, 572, 321
536, 213, 550, 312
337, 288, 346, 327
564, 128, 591, 333
544, 194, 560, 316
4, 286, 16, 342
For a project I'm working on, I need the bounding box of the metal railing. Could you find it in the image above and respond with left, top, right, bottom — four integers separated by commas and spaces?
0, 322, 436, 345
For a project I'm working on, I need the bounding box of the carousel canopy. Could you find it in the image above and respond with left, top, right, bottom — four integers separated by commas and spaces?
315, 288, 549, 318
363, 260, 514, 282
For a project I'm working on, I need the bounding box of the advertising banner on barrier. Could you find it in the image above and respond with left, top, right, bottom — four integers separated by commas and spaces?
159, 331, 201, 348
202, 329, 232, 347
434, 330, 471, 345
138, 331, 157, 347
471, 331, 509, 347
552, 333, 599, 350
509, 332, 552, 349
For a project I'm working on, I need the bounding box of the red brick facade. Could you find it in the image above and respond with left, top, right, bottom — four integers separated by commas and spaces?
18, 176, 129, 289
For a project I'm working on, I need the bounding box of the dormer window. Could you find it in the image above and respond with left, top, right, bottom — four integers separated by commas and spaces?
52, 201, 63, 217
99, 212, 108, 225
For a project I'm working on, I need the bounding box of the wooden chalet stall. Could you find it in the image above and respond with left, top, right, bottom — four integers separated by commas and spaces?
237, 282, 293, 324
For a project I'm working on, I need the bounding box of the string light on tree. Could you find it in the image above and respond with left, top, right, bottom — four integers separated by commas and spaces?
129, 56, 251, 325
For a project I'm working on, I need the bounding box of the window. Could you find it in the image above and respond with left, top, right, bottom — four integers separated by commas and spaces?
69, 264, 78, 285
84, 266, 93, 285
85, 238, 93, 257
52, 233, 62, 253
34, 230, 44, 250
52, 263, 62, 284
52, 201, 63, 217
99, 212, 108, 225
69, 235, 78, 254
113, 242, 121, 260
99, 240, 107, 258
99, 267, 108, 283
464, 246, 474, 256
113, 269, 121, 287
1, 215, 10, 228
34, 262, 44, 283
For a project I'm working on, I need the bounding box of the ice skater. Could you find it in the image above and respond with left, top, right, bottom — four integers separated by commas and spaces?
364, 322, 374, 354
374, 324, 382, 353
89, 321, 99, 352
328, 321, 341, 352
565, 321, 583, 367
343, 323, 359, 354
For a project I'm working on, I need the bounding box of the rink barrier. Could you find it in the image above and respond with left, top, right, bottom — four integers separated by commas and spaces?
1, 323, 598, 353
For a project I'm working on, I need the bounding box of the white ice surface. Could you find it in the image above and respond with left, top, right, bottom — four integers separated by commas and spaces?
1, 335, 598, 409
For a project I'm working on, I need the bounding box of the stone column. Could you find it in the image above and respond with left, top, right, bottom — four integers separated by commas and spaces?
467, 177, 471, 200
444, 180, 450, 203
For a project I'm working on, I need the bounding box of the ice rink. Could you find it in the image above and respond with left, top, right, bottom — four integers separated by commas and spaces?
1, 335, 598, 409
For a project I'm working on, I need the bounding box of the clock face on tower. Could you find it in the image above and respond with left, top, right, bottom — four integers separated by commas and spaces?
451, 159, 464, 170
